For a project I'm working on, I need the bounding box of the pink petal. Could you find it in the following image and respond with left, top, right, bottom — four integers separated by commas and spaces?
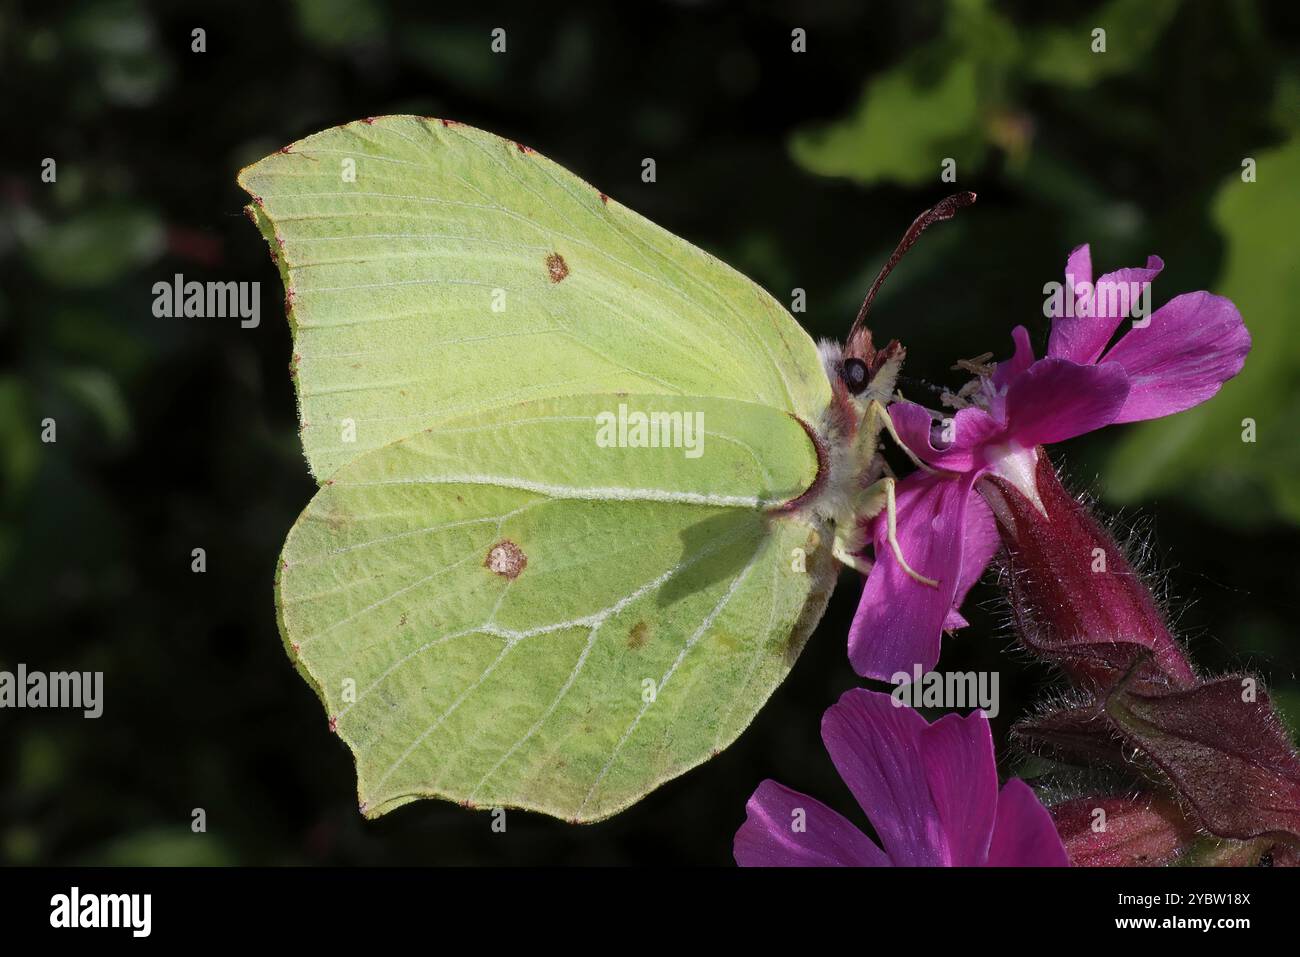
942, 493, 997, 629
889, 402, 1002, 472
887, 402, 939, 464
734, 779, 889, 866
822, 689, 999, 866
1049, 251, 1163, 365
1045, 244, 1093, 362
991, 324, 1036, 394
986, 779, 1071, 866
950, 491, 998, 616
1001, 357, 1130, 449
1102, 291, 1251, 423
1066, 243, 1093, 289
849, 471, 981, 681
920, 710, 1000, 865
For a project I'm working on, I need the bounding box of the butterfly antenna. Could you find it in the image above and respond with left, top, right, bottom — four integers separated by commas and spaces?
848, 191, 977, 343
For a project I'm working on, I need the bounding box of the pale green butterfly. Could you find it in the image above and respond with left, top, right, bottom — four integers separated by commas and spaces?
239, 116, 966, 822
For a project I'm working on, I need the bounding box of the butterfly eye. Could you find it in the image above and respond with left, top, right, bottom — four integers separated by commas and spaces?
842, 357, 870, 395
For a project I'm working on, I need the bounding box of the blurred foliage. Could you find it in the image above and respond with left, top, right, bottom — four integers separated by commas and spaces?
790, 0, 1181, 186
1, 0, 1298, 866
19, 203, 164, 288
1107, 131, 1300, 523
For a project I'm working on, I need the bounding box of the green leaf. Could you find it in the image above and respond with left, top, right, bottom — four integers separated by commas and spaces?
788, 0, 1016, 187
1024, 0, 1182, 90
1103, 134, 1300, 524
292, 0, 384, 51
50, 366, 132, 446
0, 377, 39, 510
19, 204, 163, 289
790, 56, 986, 188
277, 394, 834, 821
79, 829, 237, 867
788, 0, 1182, 187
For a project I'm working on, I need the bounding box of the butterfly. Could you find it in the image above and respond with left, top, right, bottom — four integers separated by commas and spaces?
240, 116, 970, 821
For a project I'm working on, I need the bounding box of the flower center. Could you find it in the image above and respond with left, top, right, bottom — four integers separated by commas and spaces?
984, 443, 1047, 516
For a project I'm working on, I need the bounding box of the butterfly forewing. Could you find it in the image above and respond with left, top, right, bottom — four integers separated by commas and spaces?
239, 116, 830, 481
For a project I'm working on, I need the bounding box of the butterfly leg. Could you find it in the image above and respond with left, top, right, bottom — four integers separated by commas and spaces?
831, 481, 882, 574
880, 476, 939, 587
867, 399, 937, 474
832, 477, 937, 587
831, 540, 873, 576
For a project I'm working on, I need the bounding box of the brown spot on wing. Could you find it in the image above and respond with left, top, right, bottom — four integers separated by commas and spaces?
485, 540, 527, 579
546, 252, 569, 283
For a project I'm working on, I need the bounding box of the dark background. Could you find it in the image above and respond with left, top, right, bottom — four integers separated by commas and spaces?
2, 0, 1298, 865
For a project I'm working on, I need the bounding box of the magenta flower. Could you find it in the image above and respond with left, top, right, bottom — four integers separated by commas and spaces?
849, 246, 1250, 680
733, 688, 1068, 867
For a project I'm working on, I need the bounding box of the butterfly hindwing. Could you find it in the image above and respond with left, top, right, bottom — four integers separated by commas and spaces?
277, 394, 836, 820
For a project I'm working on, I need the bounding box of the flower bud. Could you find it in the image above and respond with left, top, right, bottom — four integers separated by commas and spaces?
1104, 672, 1300, 841
990, 452, 1300, 857
1051, 794, 1197, 866
978, 451, 1196, 691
